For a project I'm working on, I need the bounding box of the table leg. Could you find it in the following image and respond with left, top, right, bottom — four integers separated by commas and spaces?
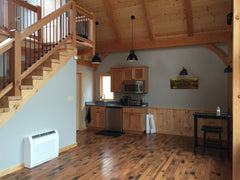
194, 116, 198, 154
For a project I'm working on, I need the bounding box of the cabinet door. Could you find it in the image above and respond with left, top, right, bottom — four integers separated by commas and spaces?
133, 67, 145, 80
89, 107, 106, 129
123, 112, 146, 132
123, 68, 133, 80
95, 111, 106, 128
111, 68, 123, 92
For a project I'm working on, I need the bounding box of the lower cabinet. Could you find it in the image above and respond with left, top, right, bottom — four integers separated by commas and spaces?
89, 106, 106, 129
123, 108, 147, 132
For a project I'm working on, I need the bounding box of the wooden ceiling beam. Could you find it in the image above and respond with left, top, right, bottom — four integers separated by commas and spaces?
141, 0, 154, 40
97, 31, 231, 53
202, 44, 228, 65
102, 0, 122, 42
184, 0, 194, 36
77, 59, 93, 67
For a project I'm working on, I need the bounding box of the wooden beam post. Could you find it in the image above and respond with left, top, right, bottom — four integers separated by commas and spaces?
232, 0, 240, 178
71, 1, 76, 47
36, 6, 42, 41
102, 0, 122, 42
141, 0, 154, 40
93, 66, 97, 102
8, 0, 14, 30
10, 30, 21, 96
184, 0, 194, 36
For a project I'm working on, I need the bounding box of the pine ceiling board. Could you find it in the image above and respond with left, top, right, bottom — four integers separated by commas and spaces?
110, 0, 150, 41
148, 0, 188, 37
191, 0, 231, 33
76, 0, 116, 42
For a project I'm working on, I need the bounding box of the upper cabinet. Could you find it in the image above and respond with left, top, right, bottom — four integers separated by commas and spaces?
110, 66, 148, 93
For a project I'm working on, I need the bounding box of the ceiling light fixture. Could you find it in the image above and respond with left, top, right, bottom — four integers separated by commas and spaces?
127, 15, 138, 62
179, 67, 188, 76
91, 21, 101, 64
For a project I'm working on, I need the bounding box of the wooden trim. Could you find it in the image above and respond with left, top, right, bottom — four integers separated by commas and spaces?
0, 83, 13, 99
59, 142, 78, 153
77, 70, 83, 74
76, 5, 93, 19
0, 38, 14, 55
102, 0, 122, 42
232, 0, 240, 178
8, 0, 14, 30
76, 36, 93, 47
77, 59, 93, 68
203, 44, 228, 65
21, 1, 73, 41
184, 0, 194, 36
97, 31, 231, 53
93, 69, 96, 102
12, 0, 38, 12
71, 1, 76, 47
21, 35, 71, 80
141, 0, 154, 39
0, 163, 24, 177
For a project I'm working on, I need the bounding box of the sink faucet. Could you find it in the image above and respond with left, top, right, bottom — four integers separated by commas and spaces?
100, 94, 105, 101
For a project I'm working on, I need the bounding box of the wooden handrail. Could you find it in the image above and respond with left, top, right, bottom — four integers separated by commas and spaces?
76, 5, 94, 19
0, 38, 14, 55
12, 0, 38, 12
21, 1, 73, 41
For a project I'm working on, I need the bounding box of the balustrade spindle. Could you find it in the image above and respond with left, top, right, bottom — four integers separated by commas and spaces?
63, 14, 65, 40
49, 22, 51, 50
42, 27, 44, 57
38, 30, 40, 60
34, 32, 36, 63
3, 53, 6, 88
56, 16, 58, 45
8, 49, 11, 84
65, 12, 67, 37
25, 38, 27, 70
45, 25, 48, 53
68, 10, 70, 35
53, 20, 55, 48
29, 35, 31, 67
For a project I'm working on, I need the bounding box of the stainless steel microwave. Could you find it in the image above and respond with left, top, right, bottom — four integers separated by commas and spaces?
123, 80, 145, 93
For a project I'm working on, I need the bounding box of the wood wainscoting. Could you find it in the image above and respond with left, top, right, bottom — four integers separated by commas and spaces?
147, 107, 229, 140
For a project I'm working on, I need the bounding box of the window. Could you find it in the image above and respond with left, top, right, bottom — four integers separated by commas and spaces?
99, 73, 114, 101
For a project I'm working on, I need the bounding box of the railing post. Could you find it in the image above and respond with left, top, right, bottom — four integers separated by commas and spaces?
10, 30, 21, 96
37, 6, 42, 40
90, 13, 96, 55
71, 1, 76, 47
8, 0, 14, 29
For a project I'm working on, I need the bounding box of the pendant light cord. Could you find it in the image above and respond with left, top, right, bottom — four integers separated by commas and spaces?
95, 21, 99, 52
132, 18, 134, 50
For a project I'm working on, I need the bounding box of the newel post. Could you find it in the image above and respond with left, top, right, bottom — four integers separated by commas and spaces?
10, 30, 21, 96
8, 0, 14, 29
37, 6, 42, 41
71, 1, 76, 47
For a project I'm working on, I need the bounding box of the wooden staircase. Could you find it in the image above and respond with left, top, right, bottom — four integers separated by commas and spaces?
0, 1, 95, 127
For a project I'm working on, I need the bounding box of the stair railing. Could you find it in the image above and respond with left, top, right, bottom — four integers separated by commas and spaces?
0, 0, 94, 98
0, 38, 14, 98
1, 0, 41, 34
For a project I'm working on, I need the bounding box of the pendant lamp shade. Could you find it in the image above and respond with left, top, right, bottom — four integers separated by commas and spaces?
92, 21, 101, 64
127, 15, 138, 62
224, 65, 232, 73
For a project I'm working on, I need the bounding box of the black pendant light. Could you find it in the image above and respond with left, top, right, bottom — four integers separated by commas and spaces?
179, 67, 188, 75
92, 21, 101, 64
127, 15, 138, 62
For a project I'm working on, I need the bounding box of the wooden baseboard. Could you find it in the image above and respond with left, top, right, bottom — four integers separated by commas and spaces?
59, 142, 78, 153
0, 163, 24, 177
0, 142, 78, 177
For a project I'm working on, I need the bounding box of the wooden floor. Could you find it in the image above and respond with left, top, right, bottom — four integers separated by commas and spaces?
2, 130, 232, 180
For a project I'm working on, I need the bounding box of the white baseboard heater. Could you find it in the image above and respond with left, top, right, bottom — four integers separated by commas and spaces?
24, 130, 59, 168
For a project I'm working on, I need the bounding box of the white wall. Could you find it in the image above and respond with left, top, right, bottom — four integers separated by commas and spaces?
0, 59, 77, 171
97, 44, 228, 110
77, 65, 93, 127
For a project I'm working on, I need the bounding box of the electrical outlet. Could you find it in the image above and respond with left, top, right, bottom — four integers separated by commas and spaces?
184, 123, 188, 127
67, 96, 73, 102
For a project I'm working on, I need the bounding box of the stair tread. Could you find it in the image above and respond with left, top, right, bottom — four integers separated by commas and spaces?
42, 67, 52, 71
32, 75, 43, 80
59, 51, 68, 56
51, 59, 60, 64
21, 85, 34, 90
0, 107, 10, 113
8, 96, 22, 101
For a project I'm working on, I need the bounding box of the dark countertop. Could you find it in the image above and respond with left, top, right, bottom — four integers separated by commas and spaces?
85, 101, 148, 108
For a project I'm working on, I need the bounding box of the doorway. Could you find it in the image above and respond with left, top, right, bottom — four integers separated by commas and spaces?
76, 71, 83, 131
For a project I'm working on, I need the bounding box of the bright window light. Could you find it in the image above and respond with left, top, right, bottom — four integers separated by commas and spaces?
102, 76, 114, 100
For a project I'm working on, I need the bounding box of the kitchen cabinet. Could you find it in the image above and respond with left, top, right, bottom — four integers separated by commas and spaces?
111, 66, 148, 92
111, 68, 124, 93
88, 106, 106, 129
123, 108, 147, 132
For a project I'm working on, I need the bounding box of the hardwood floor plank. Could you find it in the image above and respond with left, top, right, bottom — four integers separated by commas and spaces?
1, 130, 231, 180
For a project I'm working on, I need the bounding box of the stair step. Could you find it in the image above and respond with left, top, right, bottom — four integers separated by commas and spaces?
21, 85, 33, 90
42, 67, 52, 71
59, 51, 68, 56
66, 45, 74, 50
32, 75, 43, 80
0, 108, 10, 113
8, 96, 22, 101
51, 59, 60, 64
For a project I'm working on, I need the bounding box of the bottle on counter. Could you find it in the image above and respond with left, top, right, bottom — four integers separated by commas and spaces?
216, 106, 221, 116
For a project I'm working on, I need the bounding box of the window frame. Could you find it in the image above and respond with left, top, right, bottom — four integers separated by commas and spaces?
98, 72, 115, 101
